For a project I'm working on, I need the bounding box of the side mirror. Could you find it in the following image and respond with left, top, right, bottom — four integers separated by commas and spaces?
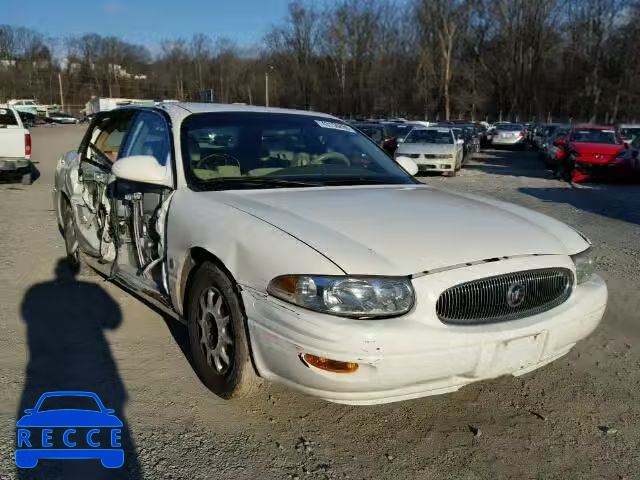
112, 155, 172, 187
395, 155, 419, 176
456, 138, 464, 145
23, 409, 34, 415
397, 137, 405, 144
624, 142, 630, 149
553, 137, 565, 147
105, 409, 115, 414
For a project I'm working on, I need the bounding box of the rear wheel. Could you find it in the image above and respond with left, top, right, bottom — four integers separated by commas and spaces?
187, 261, 261, 399
20, 167, 33, 185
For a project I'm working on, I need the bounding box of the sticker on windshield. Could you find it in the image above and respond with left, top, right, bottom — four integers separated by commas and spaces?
0, 109, 7, 115
315, 120, 356, 134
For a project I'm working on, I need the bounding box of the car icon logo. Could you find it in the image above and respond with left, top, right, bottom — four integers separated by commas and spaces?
15, 391, 124, 469
506, 282, 526, 308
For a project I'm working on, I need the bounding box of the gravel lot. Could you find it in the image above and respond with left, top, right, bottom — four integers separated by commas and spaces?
1, 125, 639, 479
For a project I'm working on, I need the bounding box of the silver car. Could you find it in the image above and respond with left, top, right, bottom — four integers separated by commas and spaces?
491, 123, 527, 147
395, 128, 463, 177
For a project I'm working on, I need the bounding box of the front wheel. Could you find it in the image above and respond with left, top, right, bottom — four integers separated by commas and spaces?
187, 262, 261, 399
61, 198, 87, 274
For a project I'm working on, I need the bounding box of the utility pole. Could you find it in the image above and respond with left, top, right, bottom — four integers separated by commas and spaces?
265, 65, 274, 107
58, 72, 64, 112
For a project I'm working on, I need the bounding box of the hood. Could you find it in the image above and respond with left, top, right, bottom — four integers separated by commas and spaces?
571, 142, 624, 157
396, 143, 455, 155
211, 185, 588, 276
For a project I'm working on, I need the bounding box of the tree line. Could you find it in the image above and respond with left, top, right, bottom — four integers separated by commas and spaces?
1, 0, 638, 122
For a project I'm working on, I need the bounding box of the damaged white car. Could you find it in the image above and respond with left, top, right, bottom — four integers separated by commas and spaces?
53, 103, 607, 405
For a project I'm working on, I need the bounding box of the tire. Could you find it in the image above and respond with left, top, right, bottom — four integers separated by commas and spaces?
186, 261, 261, 399
61, 198, 88, 275
21, 169, 33, 185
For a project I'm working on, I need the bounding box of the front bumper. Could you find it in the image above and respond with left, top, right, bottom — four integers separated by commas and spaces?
0, 157, 30, 172
413, 159, 455, 172
574, 159, 619, 175
243, 255, 607, 405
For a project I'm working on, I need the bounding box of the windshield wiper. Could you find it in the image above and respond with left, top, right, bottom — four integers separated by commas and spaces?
318, 177, 397, 186
200, 177, 320, 189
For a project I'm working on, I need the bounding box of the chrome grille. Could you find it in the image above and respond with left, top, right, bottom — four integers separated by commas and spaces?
436, 268, 574, 325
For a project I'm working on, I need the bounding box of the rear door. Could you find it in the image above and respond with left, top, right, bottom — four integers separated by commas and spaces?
0, 107, 25, 158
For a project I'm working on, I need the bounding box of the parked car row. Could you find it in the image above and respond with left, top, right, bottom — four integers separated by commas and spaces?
347, 118, 488, 177
533, 123, 640, 182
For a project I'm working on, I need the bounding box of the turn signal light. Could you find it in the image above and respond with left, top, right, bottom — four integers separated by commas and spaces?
302, 354, 359, 374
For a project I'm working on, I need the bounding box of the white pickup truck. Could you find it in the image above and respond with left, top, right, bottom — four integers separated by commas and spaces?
0, 105, 32, 184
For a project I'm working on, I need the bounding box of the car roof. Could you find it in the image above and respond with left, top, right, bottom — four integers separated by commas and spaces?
413, 127, 452, 133
158, 102, 334, 119
572, 124, 617, 130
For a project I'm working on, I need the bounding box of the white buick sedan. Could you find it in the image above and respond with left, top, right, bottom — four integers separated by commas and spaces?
53, 103, 607, 405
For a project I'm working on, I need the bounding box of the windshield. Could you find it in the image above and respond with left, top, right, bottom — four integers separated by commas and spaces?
404, 129, 453, 144
496, 123, 524, 131
554, 128, 569, 139
384, 124, 412, 139
0, 108, 18, 126
572, 129, 620, 144
620, 127, 640, 139
356, 125, 384, 143
182, 113, 416, 190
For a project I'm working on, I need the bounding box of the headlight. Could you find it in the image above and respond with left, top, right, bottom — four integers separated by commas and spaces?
571, 248, 595, 285
267, 275, 414, 318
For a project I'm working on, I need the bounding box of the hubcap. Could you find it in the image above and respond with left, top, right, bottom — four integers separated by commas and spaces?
64, 208, 79, 263
197, 287, 233, 374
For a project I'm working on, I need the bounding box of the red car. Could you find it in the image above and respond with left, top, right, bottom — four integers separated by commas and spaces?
555, 125, 629, 182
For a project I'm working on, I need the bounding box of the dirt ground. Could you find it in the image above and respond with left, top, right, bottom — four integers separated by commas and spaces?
1, 125, 639, 480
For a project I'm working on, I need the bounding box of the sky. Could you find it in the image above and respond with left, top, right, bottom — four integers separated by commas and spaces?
3, 0, 295, 53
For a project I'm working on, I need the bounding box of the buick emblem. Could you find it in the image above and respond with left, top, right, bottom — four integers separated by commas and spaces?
506, 282, 526, 308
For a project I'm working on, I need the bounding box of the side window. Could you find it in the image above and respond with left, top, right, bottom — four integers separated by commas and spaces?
0, 108, 18, 126
85, 112, 135, 163
121, 111, 170, 165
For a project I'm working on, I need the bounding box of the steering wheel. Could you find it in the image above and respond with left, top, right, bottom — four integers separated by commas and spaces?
197, 152, 242, 171
314, 151, 351, 166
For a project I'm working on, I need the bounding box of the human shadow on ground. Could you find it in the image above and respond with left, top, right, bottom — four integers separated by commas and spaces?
16, 259, 142, 479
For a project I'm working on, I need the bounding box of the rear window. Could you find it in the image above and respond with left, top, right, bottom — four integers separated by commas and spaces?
0, 108, 18, 126
496, 123, 524, 131
572, 129, 620, 145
